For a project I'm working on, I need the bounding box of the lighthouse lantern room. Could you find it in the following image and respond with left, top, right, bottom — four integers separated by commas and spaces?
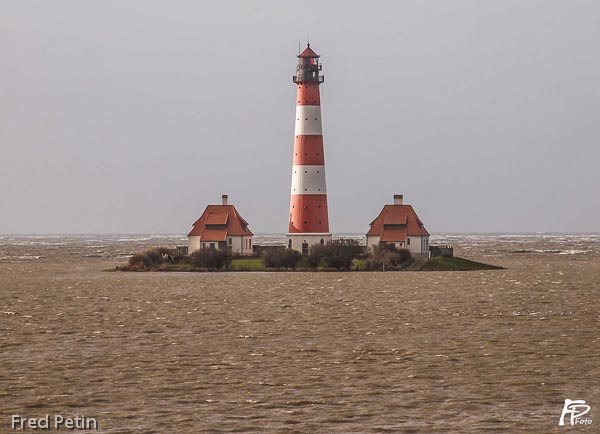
287, 44, 332, 254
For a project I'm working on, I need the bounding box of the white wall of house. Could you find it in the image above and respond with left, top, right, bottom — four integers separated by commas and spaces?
366, 236, 380, 251
242, 236, 253, 255
228, 236, 242, 253
406, 236, 430, 257
189, 235, 253, 255
227, 235, 254, 256
188, 236, 200, 253
367, 235, 430, 257
201, 241, 219, 249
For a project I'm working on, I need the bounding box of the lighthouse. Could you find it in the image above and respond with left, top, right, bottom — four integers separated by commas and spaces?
286, 44, 332, 254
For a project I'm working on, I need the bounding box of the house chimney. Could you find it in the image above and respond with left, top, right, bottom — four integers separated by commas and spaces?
393, 194, 403, 205
222, 194, 228, 205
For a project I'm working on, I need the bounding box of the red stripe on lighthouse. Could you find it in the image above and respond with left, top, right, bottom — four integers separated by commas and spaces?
296, 83, 321, 105
288, 195, 329, 233
293, 135, 325, 166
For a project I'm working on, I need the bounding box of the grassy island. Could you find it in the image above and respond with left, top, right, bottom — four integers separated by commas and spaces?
420, 256, 504, 271
113, 246, 503, 272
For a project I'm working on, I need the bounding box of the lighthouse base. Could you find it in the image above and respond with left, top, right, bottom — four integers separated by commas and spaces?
286, 233, 332, 254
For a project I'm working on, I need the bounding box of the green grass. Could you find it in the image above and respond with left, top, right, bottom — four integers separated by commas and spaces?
352, 258, 367, 271
164, 258, 265, 272
229, 258, 265, 271
421, 256, 503, 271
166, 263, 201, 272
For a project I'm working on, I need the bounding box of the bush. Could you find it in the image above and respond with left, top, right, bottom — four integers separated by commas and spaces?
261, 249, 280, 269
323, 249, 351, 270
172, 252, 186, 264
145, 248, 163, 265
365, 245, 412, 271
124, 247, 177, 271
157, 247, 173, 256
323, 244, 361, 270
395, 248, 412, 264
262, 248, 303, 270
127, 253, 154, 270
281, 249, 303, 270
307, 241, 363, 271
190, 247, 232, 271
307, 244, 328, 269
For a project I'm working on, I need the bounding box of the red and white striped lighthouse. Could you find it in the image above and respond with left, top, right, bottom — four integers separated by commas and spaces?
286, 44, 332, 253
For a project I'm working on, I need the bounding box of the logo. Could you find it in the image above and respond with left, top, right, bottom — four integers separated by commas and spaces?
559, 399, 592, 426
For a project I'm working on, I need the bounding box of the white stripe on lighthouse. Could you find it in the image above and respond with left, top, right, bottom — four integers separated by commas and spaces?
294, 106, 322, 135
290, 165, 327, 194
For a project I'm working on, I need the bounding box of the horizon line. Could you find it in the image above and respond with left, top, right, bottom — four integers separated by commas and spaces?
1, 232, 599, 236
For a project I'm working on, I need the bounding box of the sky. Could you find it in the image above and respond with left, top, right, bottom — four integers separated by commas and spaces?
1, 0, 599, 234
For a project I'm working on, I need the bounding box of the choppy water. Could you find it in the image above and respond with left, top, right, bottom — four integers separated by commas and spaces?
1, 234, 599, 432
1, 233, 599, 261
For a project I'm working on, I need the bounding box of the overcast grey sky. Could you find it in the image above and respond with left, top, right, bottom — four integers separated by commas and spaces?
1, 1, 598, 234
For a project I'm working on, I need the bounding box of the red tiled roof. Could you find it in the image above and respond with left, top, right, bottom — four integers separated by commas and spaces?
366, 204, 429, 239
298, 44, 319, 58
200, 228, 227, 242
380, 227, 407, 242
206, 214, 228, 225
384, 214, 407, 225
188, 205, 253, 238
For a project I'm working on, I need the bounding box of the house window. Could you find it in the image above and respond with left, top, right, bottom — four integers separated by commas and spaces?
248, 239, 251, 249
228, 238, 232, 246
320, 239, 324, 245
407, 238, 411, 246
209, 243, 215, 249
288, 239, 292, 248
